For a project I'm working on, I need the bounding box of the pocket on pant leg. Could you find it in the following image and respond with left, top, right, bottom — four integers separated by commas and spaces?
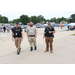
28, 37, 30, 42
28, 37, 32, 43
51, 37, 53, 42
32, 37, 36, 46
45, 37, 47, 43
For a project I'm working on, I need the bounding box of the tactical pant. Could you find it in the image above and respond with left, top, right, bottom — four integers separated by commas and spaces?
28, 37, 36, 47
15, 37, 21, 52
45, 37, 53, 51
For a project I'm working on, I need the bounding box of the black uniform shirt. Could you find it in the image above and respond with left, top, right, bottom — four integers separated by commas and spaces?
44, 27, 55, 37
12, 27, 23, 38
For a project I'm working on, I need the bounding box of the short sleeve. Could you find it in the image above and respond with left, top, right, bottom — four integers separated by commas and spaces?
20, 28, 23, 32
12, 28, 14, 33
34, 26, 37, 31
26, 27, 28, 32
52, 27, 55, 31
44, 28, 47, 32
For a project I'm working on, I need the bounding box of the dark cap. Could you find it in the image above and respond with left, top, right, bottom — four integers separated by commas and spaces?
16, 22, 19, 24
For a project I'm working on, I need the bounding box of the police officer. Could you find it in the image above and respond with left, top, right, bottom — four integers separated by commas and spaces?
12, 22, 23, 55
43, 22, 55, 53
26, 22, 37, 51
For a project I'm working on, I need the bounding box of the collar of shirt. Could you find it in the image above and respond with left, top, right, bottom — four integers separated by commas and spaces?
15, 27, 19, 29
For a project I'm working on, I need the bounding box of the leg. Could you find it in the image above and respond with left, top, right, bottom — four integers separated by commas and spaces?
32, 37, 36, 47
17, 38, 21, 52
15, 38, 18, 48
45, 37, 49, 51
32, 37, 37, 50
49, 37, 53, 52
28, 37, 33, 47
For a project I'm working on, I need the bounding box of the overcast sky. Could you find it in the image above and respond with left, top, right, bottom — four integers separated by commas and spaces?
0, 11, 75, 21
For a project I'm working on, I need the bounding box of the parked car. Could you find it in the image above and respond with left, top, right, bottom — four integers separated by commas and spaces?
24, 25, 28, 28
36, 23, 42, 28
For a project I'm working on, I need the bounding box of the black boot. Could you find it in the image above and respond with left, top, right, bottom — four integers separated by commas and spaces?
19, 48, 21, 52
34, 46, 37, 50
30, 47, 33, 51
17, 52, 20, 55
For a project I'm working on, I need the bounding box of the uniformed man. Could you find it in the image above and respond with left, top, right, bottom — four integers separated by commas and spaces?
43, 22, 55, 53
12, 22, 23, 55
26, 22, 37, 51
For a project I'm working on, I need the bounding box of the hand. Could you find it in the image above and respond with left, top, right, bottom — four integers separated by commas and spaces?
21, 38, 23, 41
43, 36, 45, 39
49, 31, 51, 33
35, 35, 37, 38
27, 35, 29, 38
12, 38, 14, 41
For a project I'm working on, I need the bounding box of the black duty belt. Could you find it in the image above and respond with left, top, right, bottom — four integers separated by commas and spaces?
29, 35, 35, 37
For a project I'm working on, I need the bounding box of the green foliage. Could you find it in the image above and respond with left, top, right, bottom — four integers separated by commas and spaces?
69, 14, 75, 23
20, 15, 29, 25
0, 13, 75, 24
0, 15, 8, 23
12, 18, 20, 23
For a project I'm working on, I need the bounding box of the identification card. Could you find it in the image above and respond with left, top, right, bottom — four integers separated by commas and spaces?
16, 33, 17, 35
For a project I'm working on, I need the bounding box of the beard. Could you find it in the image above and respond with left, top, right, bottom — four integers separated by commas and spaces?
30, 25, 33, 27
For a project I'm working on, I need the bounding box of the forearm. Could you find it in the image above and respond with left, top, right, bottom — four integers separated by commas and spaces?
12, 33, 14, 39
26, 32, 28, 36
35, 31, 37, 35
43, 32, 45, 36
52, 31, 55, 33
21, 32, 23, 38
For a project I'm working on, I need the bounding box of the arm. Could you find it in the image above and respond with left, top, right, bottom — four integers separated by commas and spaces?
21, 32, 23, 41
43, 28, 47, 39
12, 28, 14, 41
26, 27, 29, 38
21, 32, 23, 38
35, 31, 37, 38
12, 33, 14, 41
35, 27, 37, 38
43, 32, 45, 39
52, 28, 55, 33
52, 31, 55, 33
26, 32, 29, 38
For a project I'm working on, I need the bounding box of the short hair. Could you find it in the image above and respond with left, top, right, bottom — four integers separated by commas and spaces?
30, 22, 33, 23
16, 22, 19, 24
48, 22, 51, 25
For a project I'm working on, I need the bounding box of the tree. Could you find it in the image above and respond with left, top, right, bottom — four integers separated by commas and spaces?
20, 15, 29, 25
0, 15, 2, 23
12, 18, 20, 23
69, 14, 75, 22
30, 16, 38, 24
1, 16, 8, 23
37, 15, 45, 23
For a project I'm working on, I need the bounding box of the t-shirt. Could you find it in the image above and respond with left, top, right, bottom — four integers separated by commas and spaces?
44, 27, 55, 37
3, 27, 6, 30
27, 26, 37, 35
12, 27, 23, 38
